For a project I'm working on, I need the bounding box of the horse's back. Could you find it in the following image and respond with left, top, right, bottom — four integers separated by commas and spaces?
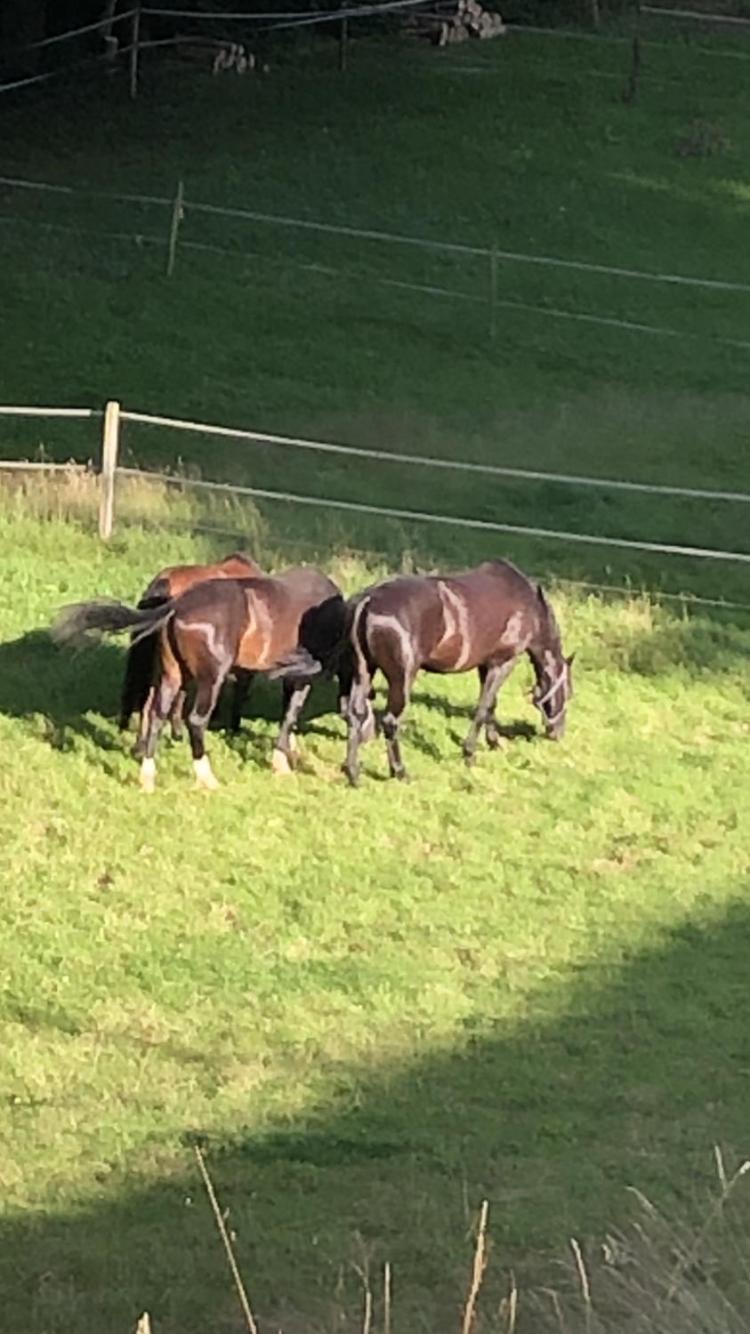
274, 565, 341, 609
445, 559, 536, 605
140, 552, 261, 604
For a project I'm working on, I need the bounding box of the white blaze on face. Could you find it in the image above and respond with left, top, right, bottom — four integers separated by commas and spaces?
139, 757, 156, 793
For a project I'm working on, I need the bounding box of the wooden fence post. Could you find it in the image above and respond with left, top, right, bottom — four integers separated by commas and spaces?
99, 399, 120, 541
489, 246, 498, 341
339, 7, 349, 70
166, 178, 184, 278
129, 3, 141, 100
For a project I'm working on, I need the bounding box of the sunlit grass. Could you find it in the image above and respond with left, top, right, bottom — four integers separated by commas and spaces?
0, 491, 749, 1331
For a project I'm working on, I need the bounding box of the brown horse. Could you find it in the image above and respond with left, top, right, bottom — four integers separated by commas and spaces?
119, 552, 263, 755
342, 559, 574, 786
53, 567, 349, 791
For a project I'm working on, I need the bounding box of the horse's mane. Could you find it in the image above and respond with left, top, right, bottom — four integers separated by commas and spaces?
536, 583, 561, 645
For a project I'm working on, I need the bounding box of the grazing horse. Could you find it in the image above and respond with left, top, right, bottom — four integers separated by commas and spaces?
52, 567, 348, 792
119, 552, 263, 755
342, 559, 574, 786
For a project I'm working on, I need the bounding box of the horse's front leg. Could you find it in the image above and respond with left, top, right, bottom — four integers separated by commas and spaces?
463, 660, 513, 764
272, 680, 310, 775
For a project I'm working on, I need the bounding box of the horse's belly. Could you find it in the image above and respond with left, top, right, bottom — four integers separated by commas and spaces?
422, 641, 480, 674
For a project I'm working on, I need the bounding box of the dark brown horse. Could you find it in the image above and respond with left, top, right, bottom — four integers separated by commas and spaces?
119, 552, 263, 755
342, 559, 573, 786
53, 567, 349, 792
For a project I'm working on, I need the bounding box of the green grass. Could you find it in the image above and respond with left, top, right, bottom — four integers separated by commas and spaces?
1, 26, 750, 604
2, 22, 750, 1331
0, 488, 749, 1332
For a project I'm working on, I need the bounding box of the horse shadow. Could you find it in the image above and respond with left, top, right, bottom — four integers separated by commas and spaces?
412, 687, 539, 752
0, 630, 346, 772
0, 630, 128, 760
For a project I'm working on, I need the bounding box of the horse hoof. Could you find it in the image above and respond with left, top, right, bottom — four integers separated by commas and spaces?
193, 755, 220, 791
271, 748, 292, 776
462, 749, 476, 767
392, 769, 411, 783
342, 765, 359, 788
139, 758, 156, 794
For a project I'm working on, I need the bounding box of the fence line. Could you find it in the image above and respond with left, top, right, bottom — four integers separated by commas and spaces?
0, 406, 97, 419
641, 5, 750, 25
142, 0, 429, 20
2, 399, 749, 570
187, 199, 750, 295
2, 209, 748, 353
0, 175, 172, 208
506, 20, 750, 59
118, 468, 750, 565
3, 171, 750, 297
0, 459, 88, 471
120, 409, 750, 506
23, 9, 136, 52
2, 209, 747, 353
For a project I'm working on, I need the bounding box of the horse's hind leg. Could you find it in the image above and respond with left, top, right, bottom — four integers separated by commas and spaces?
463, 660, 513, 764
228, 668, 254, 734
169, 689, 187, 742
344, 669, 374, 788
140, 674, 180, 793
186, 668, 228, 790
272, 680, 310, 775
381, 668, 413, 782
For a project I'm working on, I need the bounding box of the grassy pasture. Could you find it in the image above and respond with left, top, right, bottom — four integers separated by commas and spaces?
1, 25, 750, 603
0, 485, 749, 1333
1, 18, 750, 1332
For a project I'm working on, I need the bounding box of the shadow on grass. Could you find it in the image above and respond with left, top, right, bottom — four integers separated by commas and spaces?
0, 630, 127, 752
2, 899, 750, 1333
0, 629, 342, 760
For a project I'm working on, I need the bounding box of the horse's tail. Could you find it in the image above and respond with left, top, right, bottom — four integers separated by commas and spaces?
119, 628, 160, 729
266, 647, 324, 682
267, 592, 349, 683
51, 597, 175, 648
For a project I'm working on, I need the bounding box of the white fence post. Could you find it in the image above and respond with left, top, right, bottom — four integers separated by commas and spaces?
99, 399, 120, 540
166, 179, 185, 278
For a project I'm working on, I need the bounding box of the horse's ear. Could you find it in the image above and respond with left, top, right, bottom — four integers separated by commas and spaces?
567, 651, 576, 666
536, 583, 548, 608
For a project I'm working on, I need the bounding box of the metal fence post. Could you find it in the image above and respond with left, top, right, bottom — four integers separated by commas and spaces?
99, 399, 120, 540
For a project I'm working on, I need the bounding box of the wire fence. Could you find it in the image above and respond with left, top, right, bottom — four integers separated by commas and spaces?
2, 401, 750, 627
3, 1, 749, 103
1, 169, 749, 353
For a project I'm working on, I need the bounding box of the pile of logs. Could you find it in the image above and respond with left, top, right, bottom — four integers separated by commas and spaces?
402, 0, 505, 45
438, 0, 505, 44
174, 36, 260, 74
